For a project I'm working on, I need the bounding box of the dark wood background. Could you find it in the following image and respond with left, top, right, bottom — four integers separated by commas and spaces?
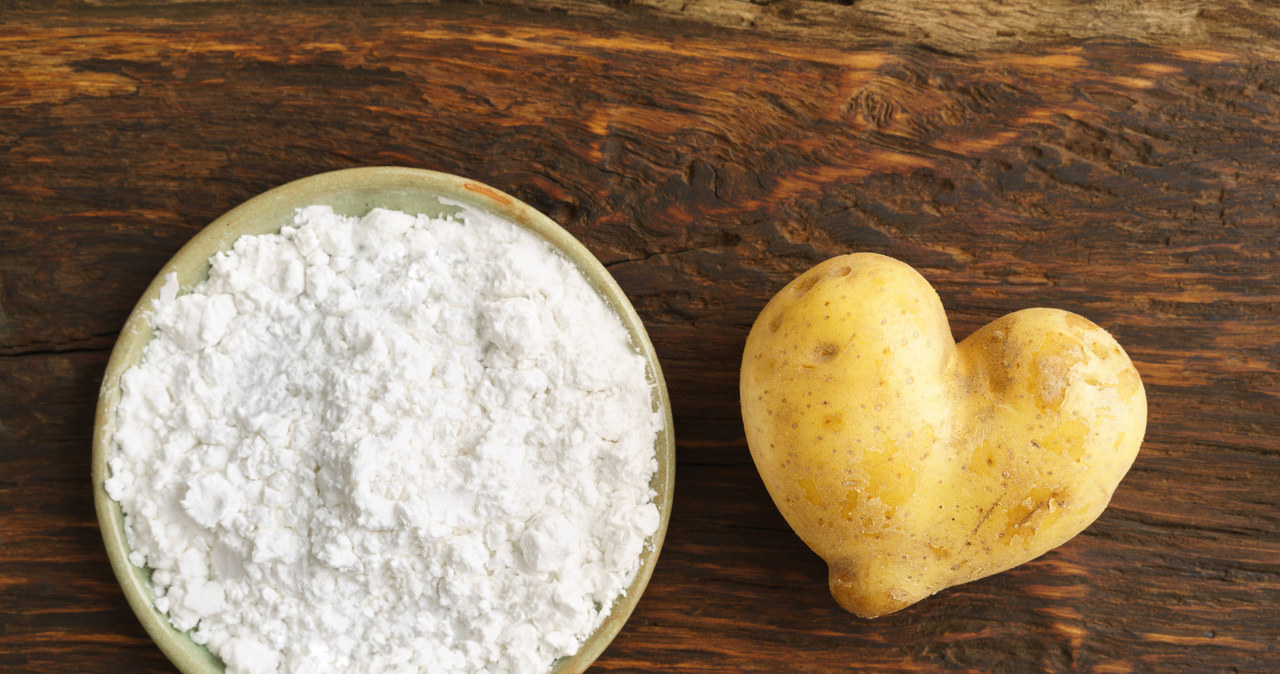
2, 1, 1278, 672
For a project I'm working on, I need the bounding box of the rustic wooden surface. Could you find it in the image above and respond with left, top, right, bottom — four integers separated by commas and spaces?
2, 1, 1279, 672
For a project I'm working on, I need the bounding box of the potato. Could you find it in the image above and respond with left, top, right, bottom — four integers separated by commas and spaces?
740, 253, 1146, 618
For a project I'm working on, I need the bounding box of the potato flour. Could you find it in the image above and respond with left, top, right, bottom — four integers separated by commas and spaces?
104, 203, 663, 673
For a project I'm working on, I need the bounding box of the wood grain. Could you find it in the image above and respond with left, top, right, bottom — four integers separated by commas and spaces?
2, 2, 1278, 672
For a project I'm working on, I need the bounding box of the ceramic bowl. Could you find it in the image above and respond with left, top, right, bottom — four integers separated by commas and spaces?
92, 166, 675, 673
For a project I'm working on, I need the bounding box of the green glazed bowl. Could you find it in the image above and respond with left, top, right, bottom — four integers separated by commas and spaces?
92, 166, 675, 674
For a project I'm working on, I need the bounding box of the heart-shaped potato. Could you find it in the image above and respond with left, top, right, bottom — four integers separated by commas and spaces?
741, 253, 1146, 618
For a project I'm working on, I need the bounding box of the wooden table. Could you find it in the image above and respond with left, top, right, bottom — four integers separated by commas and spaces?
3, 2, 1277, 671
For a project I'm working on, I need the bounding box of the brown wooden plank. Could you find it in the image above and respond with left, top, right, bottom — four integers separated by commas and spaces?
1, 2, 1277, 672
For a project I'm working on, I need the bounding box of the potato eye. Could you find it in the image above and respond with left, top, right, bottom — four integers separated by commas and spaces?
814, 343, 840, 362
794, 274, 820, 295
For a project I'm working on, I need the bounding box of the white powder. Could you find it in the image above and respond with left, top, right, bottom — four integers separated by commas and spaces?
105, 203, 663, 673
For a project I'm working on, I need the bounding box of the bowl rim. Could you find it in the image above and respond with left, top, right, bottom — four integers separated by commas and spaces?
92, 166, 676, 674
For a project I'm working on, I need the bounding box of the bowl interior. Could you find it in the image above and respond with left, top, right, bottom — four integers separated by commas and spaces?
92, 166, 675, 674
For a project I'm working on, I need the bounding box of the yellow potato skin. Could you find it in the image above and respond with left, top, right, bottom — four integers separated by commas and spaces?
740, 253, 1146, 618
